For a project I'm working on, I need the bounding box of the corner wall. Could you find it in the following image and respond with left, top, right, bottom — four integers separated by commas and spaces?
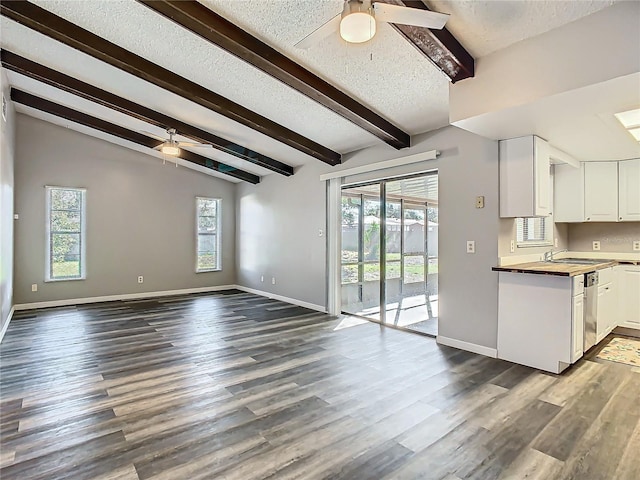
236, 126, 501, 350
0, 70, 16, 334
13, 115, 237, 305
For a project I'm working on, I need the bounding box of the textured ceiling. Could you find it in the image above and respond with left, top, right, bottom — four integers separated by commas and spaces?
1, 0, 627, 182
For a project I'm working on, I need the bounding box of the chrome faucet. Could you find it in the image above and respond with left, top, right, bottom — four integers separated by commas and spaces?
544, 249, 568, 261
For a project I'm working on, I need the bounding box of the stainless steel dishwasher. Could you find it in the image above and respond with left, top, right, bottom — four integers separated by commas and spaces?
583, 271, 599, 351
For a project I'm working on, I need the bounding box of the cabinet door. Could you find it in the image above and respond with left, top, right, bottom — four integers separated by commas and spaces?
534, 137, 551, 216
554, 164, 584, 222
584, 162, 618, 222
618, 267, 640, 329
596, 284, 609, 343
619, 159, 640, 221
572, 294, 584, 363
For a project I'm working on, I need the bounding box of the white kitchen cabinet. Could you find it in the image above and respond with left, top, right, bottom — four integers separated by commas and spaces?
617, 265, 640, 329
596, 267, 617, 342
572, 294, 584, 363
497, 271, 574, 374
499, 135, 551, 218
584, 162, 619, 222
555, 159, 640, 222
571, 274, 585, 363
554, 163, 584, 223
618, 159, 640, 221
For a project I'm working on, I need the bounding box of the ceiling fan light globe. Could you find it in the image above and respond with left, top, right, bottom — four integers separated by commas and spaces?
340, 12, 376, 43
161, 144, 180, 156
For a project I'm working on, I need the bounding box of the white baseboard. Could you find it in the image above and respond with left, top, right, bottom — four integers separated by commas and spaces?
0, 306, 15, 343
235, 286, 327, 313
436, 335, 498, 358
13, 285, 238, 311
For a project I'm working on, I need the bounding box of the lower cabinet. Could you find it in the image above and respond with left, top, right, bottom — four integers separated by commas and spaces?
596, 267, 617, 343
572, 293, 584, 363
617, 265, 640, 329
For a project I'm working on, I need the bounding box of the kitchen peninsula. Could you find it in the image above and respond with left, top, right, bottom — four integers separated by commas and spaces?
493, 256, 640, 374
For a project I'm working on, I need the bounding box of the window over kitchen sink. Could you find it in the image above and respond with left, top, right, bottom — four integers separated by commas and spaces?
516, 216, 552, 247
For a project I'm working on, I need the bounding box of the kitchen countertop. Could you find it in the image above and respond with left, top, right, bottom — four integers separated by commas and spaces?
492, 260, 618, 276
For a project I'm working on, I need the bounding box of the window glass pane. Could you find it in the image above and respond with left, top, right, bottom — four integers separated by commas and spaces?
341, 265, 358, 284
386, 260, 401, 280
198, 216, 216, 232
198, 234, 216, 253
197, 253, 217, 271
196, 198, 220, 271
51, 210, 81, 233
404, 206, 425, 253
51, 234, 81, 278
363, 262, 380, 282
198, 199, 216, 217
403, 255, 425, 284
363, 198, 380, 262
51, 189, 81, 210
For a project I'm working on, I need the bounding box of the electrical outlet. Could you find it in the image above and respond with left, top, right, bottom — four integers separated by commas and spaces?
633, 240, 640, 251
13, 214, 19, 220
475, 196, 484, 209
31, 284, 37, 292
592, 241, 600, 251
510, 240, 515, 253
137, 276, 144, 284
466, 240, 475, 254
272, 277, 276, 285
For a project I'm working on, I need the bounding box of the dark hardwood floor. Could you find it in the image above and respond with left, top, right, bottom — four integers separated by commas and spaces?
1, 290, 638, 480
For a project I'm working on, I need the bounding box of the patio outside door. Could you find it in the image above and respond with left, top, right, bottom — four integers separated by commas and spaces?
340, 173, 438, 335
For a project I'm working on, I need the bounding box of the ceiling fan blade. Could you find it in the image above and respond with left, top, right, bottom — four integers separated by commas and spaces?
295, 13, 341, 49
178, 142, 212, 148
373, 3, 449, 30
141, 130, 167, 141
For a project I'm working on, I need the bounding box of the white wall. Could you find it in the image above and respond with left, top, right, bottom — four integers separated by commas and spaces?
450, 1, 640, 123
236, 126, 501, 350
0, 70, 16, 334
13, 115, 237, 305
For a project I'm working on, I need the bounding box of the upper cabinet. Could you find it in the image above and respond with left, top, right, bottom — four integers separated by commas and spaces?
619, 159, 640, 221
499, 136, 551, 218
584, 162, 618, 222
555, 158, 640, 222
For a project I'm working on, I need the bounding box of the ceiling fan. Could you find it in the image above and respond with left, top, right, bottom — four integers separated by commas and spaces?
144, 128, 213, 156
296, 0, 450, 49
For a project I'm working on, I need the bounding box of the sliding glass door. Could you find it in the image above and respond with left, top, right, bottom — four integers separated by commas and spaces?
340, 173, 438, 335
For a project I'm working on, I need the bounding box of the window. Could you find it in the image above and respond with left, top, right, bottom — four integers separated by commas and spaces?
46, 186, 86, 281
196, 197, 221, 272
516, 216, 552, 247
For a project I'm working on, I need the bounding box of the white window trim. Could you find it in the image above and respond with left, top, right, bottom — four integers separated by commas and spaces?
45, 186, 87, 282
195, 196, 222, 273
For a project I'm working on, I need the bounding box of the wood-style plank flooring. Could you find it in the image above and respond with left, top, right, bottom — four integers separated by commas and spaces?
1, 290, 639, 480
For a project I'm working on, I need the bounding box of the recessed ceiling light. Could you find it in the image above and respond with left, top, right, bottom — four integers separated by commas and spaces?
614, 108, 640, 129
628, 127, 640, 142
614, 108, 640, 142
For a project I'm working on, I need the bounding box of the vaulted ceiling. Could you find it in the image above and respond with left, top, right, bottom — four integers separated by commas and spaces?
0, 0, 624, 183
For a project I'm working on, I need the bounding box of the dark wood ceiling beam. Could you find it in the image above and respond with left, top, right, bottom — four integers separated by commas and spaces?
137, 0, 411, 150
382, 1, 474, 83
0, 0, 340, 166
1, 50, 293, 176
10, 89, 260, 184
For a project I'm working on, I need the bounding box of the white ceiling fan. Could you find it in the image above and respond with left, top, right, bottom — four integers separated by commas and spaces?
144, 128, 213, 156
296, 0, 450, 49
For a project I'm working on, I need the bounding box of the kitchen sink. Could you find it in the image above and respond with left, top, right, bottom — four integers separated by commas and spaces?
547, 258, 608, 265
